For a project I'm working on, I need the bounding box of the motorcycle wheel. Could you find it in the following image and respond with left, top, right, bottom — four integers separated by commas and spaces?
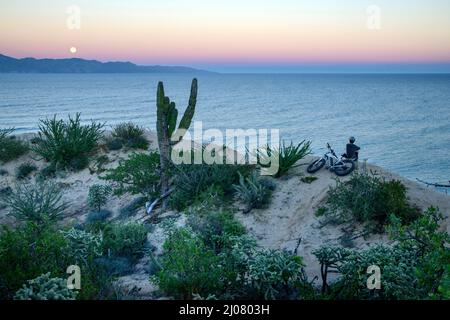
307, 158, 326, 173
334, 160, 355, 176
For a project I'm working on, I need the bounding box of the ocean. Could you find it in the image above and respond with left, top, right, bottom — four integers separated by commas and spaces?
1, 73, 449, 188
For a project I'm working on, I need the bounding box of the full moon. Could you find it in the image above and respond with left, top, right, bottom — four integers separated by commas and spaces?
69, 47, 77, 54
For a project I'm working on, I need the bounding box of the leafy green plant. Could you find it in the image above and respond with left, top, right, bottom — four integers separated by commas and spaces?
320, 172, 420, 232
244, 250, 309, 300
102, 222, 148, 261
257, 140, 311, 177
88, 184, 112, 212
112, 122, 148, 149
14, 272, 77, 300
233, 172, 273, 213
0, 128, 29, 163
153, 227, 222, 299
61, 228, 103, 266
188, 210, 246, 253
4, 181, 69, 224
32, 113, 104, 170
102, 152, 160, 198
15, 162, 37, 179
0, 222, 71, 299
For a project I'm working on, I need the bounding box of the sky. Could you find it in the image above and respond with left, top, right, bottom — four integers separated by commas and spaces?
1, 0, 450, 73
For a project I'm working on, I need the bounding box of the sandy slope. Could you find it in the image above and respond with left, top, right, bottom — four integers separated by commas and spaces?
235, 155, 450, 280
1, 133, 449, 296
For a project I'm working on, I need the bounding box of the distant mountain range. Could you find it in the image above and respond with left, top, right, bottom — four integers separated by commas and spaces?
0, 54, 211, 73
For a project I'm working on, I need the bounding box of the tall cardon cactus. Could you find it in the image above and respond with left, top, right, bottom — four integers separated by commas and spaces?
156, 78, 198, 207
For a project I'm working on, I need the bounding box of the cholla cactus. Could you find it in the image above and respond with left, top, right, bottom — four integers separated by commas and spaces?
14, 273, 77, 300
61, 228, 103, 265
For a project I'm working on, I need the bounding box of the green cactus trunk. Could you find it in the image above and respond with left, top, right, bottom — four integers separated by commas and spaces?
155, 78, 198, 209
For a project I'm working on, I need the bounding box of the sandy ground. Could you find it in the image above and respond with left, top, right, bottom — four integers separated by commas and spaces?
1, 133, 449, 296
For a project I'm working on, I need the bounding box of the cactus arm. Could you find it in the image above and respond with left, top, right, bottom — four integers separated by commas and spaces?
168, 102, 178, 137
176, 78, 197, 134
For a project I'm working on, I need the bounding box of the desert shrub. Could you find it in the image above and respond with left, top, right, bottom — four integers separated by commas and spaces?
106, 138, 123, 151
257, 140, 311, 177
0, 220, 114, 300
15, 162, 37, 179
14, 272, 76, 300
85, 209, 112, 225
188, 210, 246, 253
314, 207, 450, 300
32, 113, 104, 170
0, 222, 71, 299
233, 172, 273, 213
320, 172, 420, 232
154, 220, 313, 300
244, 250, 310, 300
88, 184, 112, 212
102, 222, 148, 261
0, 128, 29, 163
112, 122, 148, 149
4, 181, 69, 224
102, 152, 160, 199
61, 228, 103, 266
169, 163, 252, 211
153, 227, 223, 299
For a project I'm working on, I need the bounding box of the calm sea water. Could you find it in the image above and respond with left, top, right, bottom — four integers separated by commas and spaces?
1, 73, 450, 188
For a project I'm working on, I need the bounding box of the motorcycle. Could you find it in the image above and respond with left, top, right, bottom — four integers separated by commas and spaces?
307, 143, 355, 176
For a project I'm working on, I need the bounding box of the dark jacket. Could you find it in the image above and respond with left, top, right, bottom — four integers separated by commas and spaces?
346, 143, 360, 159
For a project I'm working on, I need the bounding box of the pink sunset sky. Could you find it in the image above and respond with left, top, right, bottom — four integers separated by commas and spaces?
1, 0, 450, 72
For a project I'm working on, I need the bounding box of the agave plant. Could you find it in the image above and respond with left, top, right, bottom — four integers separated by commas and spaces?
257, 140, 311, 177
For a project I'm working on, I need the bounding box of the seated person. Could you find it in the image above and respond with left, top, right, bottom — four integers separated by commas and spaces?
342, 136, 360, 160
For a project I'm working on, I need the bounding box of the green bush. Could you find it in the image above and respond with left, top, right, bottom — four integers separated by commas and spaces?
0, 222, 71, 299
320, 172, 420, 231
32, 113, 104, 170
14, 272, 77, 300
15, 162, 37, 179
244, 250, 309, 300
61, 228, 103, 265
169, 163, 252, 211
188, 210, 246, 253
112, 122, 148, 149
257, 140, 311, 177
4, 181, 69, 224
102, 222, 148, 261
314, 207, 450, 299
88, 184, 112, 212
0, 128, 29, 163
153, 228, 223, 299
233, 172, 273, 213
102, 152, 160, 198
154, 218, 313, 300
